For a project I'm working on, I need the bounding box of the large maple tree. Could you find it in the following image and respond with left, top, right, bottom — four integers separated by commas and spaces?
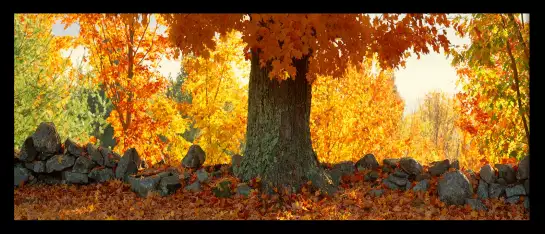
163, 14, 451, 194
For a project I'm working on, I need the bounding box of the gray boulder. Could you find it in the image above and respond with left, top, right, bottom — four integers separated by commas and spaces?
382, 179, 400, 190
393, 169, 409, 178
413, 179, 430, 192
479, 164, 496, 184
516, 155, 529, 180
46, 154, 75, 173
489, 183, 506, 199
19, 137, 38, 162
115, 148, 141, 181
236, 183, 251, 197
383, 158, 399, 167
356, 154, 379, 171
88, 167, 114, 183
72, 156, 96, 174
495, 164, 516, 184
129, 175, 162, 197
477, 180, 489, 199
497, 178, 507, 186
24, 161, 46, 173
505, 196, 520, 204
101, 147, 120, 168
182, 145, 206, 169
399, 157, 423, 176
158, 175, 181, 196
31, 122, 61, 154
465, 198, 487, 211
64, 138, 83, 157
185, 181, 202, 193
328, 161, 355, 186
429, 159, 450, 176
364, 171, 379, 182
437, 171, 473, 205
63, 171, 88, 184
196, 168, 209, 183
87, 143, 104, 166
386, 174, 408, 187
505, 184, 526, 197
14, 167, 32, 187
37, 152, 55, 161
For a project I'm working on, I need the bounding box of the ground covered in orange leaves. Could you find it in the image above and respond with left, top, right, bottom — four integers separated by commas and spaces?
14, 168, 529, 220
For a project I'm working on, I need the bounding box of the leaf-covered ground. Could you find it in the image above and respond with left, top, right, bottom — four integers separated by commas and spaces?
14, 167, 529, 220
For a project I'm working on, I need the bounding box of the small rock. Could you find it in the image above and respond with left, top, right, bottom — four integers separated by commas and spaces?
159, 175, 181, 196
211, 171, 223, 178
24, 161, 45, 173
37, 152, 55, 161
356, 154, 379, 171
413, 179, 429, 192
399, 157, 423, 176
505, 184, 526, 197
63, 171, 88, 184
236, 183, 251, 197
437, 171, 473, 205
524, 179, 529, 195
87, 144, 104, 166
465, 198, 487, 211
72, 156, 96, 174
387, 174, 408, 187
415, 173, 431, 182
369, 189, 384, 197
185, 181, 201, 193
196, 168, 209, 183
365, 171, 380, 182
38, 173, 63, 185
31, 122, 62, 154
382, 179, 400, 190
64, 138, 83, 157
524, 197, 529, 210
383, 158, 399, 167
213, 180, 232, 198
101, 147, 121, 168
489, 183, 506, 199
505, 196, 520, 204
477, 180, 489, 199
497, 178, 507, 185
479, 164, 496, 184
19, 137, 37, 162
14, 167, 32, 187
429, 159, 450, 176
182, 145, 206, 169
328, 161, 354, 185
495, 164, 516, 184
382, 166, 392, 173
129, 175, 161, 197
450, 160, 460, 170
45, 154, 75, 173
115, 148, 141, 181
88, 167, 114, 183
516, 155, 529, 180
393, 169, 409, 178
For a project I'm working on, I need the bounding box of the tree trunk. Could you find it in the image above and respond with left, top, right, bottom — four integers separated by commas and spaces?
234, 51, 336, 195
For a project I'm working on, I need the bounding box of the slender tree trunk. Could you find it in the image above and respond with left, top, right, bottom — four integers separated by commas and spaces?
234, 51, 336, 195
125, 20, 135, 132
502, 16, 530, 145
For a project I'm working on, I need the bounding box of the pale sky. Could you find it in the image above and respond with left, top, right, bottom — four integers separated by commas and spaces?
52, 14, 477, 116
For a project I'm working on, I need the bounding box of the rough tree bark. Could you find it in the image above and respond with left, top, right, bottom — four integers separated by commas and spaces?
234, 51, 336, 195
